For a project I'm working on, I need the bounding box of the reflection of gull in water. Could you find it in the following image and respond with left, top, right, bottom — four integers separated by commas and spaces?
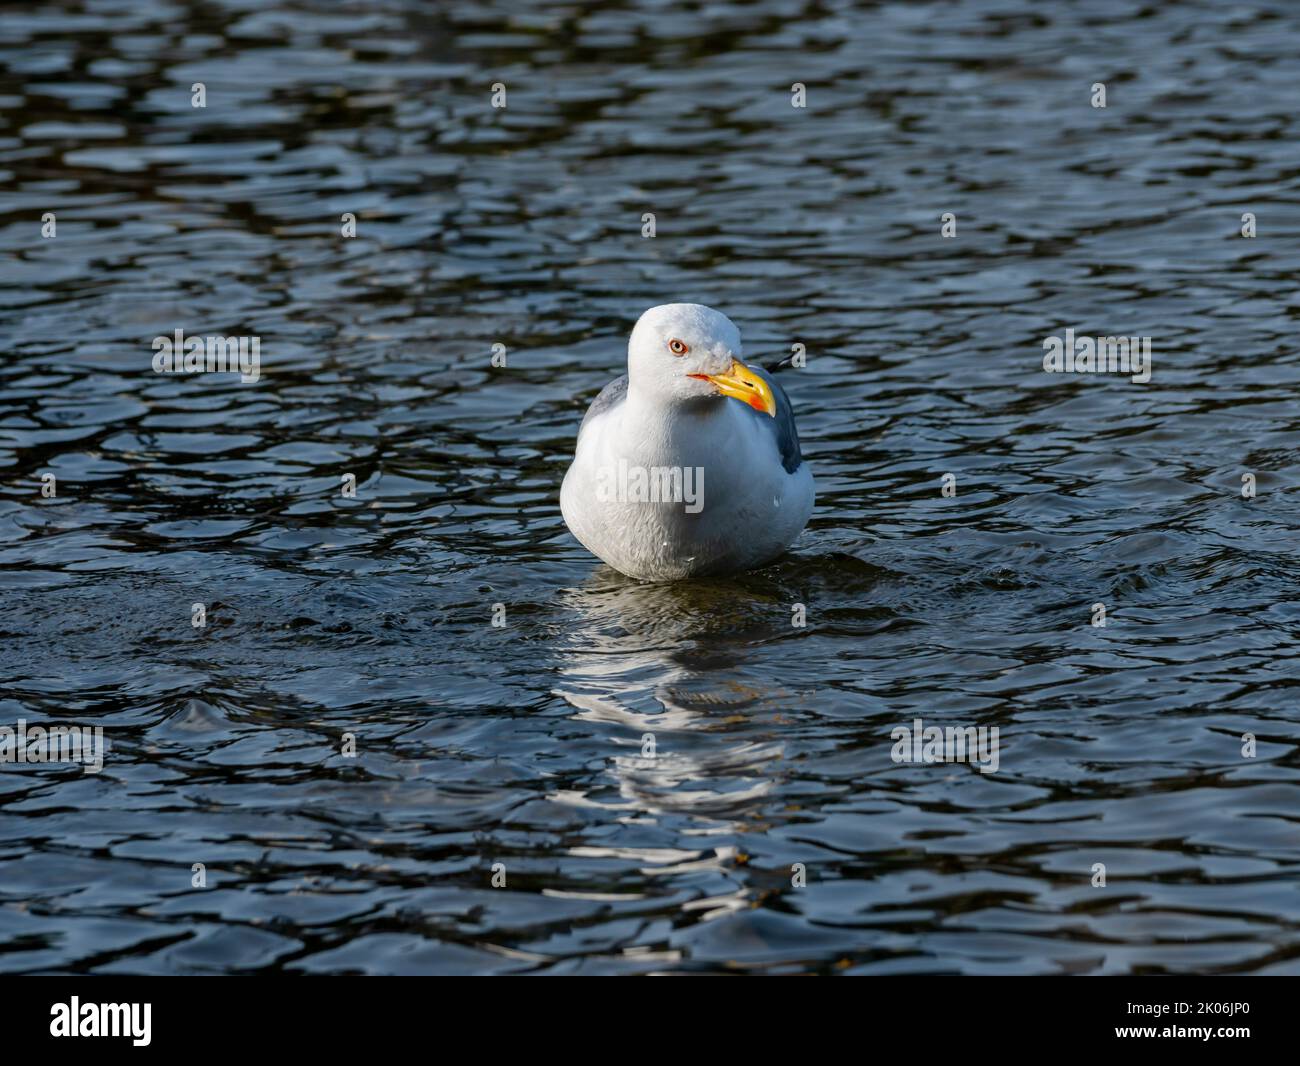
547, 571, 804, 925
552, 575, 795, 823
556, 686, 784, 818
552, 685, 780, 926
553, 567, 798, 667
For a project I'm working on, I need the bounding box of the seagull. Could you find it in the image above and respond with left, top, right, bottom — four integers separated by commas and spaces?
561, 303, 814, 581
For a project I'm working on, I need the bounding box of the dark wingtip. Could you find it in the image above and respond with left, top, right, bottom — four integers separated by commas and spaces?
765, 355, 798, 374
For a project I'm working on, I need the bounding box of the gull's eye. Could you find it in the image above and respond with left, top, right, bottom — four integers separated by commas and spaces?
668, 338, 689, 356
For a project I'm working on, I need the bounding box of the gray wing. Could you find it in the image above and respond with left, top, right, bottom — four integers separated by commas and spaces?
579, 374, 628, 434
750, 365, 803, 474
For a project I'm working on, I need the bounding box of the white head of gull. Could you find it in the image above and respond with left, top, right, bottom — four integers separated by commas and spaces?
561, 303, 814, 581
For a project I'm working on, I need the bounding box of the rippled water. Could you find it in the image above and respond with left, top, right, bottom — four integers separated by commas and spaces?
3, 0, 1300, 975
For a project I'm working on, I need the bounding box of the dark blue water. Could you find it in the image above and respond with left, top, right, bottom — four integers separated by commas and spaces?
2, 0, 1300, 974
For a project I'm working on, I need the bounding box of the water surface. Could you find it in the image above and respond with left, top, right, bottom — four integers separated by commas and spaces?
2, 0, 1300, 974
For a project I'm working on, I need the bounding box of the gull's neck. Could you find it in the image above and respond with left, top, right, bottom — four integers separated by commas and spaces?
622, 379, 723, 430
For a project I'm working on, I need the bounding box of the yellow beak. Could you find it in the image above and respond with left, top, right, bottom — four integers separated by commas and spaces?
690, 359, 776, 418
